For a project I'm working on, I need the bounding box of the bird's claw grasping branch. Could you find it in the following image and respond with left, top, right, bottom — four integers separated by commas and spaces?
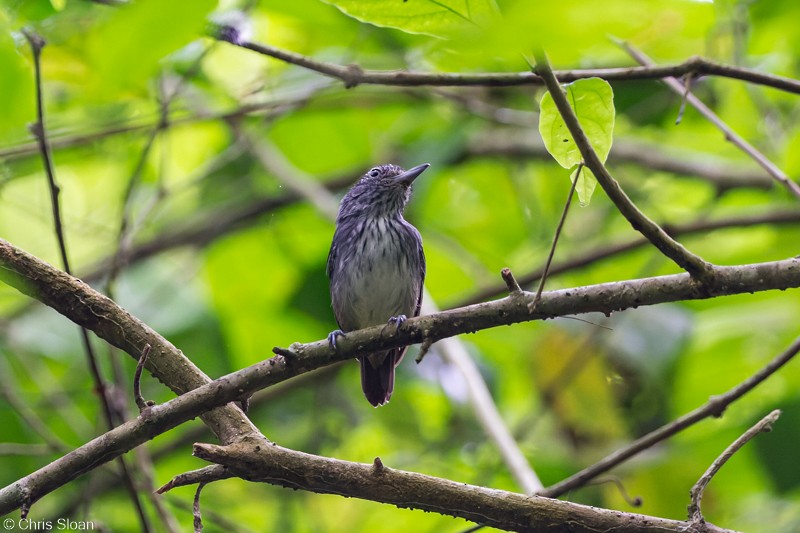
327, 329, 346, 350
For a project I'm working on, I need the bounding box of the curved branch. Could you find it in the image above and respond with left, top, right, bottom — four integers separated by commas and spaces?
688, 409, 782, 525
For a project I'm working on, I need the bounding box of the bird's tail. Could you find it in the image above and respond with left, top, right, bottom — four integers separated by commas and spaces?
359, 349, 405, 407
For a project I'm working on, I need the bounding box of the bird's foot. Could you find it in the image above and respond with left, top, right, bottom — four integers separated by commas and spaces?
327, 329, 346, 349
383, 314, 407, 334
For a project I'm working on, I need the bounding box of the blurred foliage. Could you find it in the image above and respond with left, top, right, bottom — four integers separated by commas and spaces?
1, 0, 800, 532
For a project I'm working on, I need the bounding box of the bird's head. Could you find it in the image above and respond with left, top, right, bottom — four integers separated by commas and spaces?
338, 163, 429, 220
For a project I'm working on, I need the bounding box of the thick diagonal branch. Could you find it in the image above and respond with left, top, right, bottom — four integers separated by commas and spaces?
0, 239, 258, 445
533, 51, 714, 279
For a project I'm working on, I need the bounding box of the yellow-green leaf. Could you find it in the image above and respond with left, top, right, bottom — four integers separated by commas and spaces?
571, 165, 597, 207
539, 77, 615, 205
321, 0, 500, 37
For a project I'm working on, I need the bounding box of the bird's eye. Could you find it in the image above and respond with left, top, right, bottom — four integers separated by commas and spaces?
368, 168, 381, 178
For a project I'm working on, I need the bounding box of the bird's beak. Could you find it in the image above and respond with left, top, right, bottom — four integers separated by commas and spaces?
395, 163, 430, 185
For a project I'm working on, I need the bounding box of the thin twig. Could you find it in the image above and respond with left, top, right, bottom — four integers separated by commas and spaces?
413, 337, 434, 364
156, 466, 233, 494
531, 164, 580, 309
134, 344, 153, 411
539, 337, 800, 498
588, 477, 643, 507
21, 29, 70, 274
618, 40, 800, 201
21, 28, 152, 530
500, 267, 522, 294
193, 482, 207, 533
687, 409, 781, 524
533, 50, 714, 280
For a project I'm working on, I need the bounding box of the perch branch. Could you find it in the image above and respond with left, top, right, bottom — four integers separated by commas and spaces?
1, 236, 798, 514
687, 409, 782, 524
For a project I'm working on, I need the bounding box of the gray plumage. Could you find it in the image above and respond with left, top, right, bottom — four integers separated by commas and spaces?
327, 163, 428, 406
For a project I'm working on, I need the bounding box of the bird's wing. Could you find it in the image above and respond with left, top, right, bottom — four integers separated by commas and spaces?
326, 230, 338, 279
414, 227, 426, 318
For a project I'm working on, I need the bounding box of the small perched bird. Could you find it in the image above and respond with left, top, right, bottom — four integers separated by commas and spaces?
327, 163, 429, 407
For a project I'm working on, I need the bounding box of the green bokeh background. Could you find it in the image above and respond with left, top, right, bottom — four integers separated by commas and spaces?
1, 0, 799, 531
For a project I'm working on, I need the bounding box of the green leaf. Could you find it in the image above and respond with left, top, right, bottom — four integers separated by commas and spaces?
0, 31, 34, 144
539, 77, 614, 205
571, 166, 597, 207
321, 0, 500, 37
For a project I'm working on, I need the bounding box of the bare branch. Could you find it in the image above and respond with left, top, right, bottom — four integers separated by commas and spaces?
193, 482, 207, 533
687, 409, 782, 525
156, 466, 233, 494
501, 267, 523, 295
21, 28, 71, 277
533, 50, 714, 280
1, 234, 797, 514
225, 37, 800, 95
188, 437, 733, 533
134, 344, 153, 412
531, 165, 579, 309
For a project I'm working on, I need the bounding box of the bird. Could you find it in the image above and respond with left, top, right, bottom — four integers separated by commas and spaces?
326, 163, 429, 407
